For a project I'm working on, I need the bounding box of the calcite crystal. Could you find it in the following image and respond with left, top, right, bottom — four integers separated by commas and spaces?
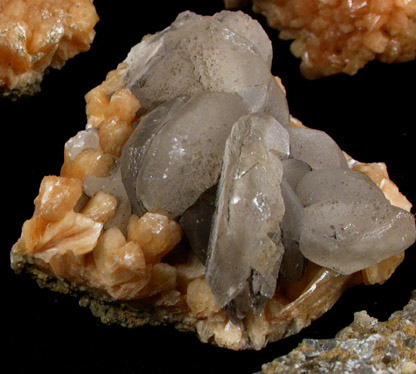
10, 10, 416, 351
206, 114, 287, 321
0, 0, 98, 97
226, 0, 416, 78
261, 290, 416, 374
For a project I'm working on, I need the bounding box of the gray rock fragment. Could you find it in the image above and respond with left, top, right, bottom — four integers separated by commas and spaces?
206, 114, 286, 321
261, 291, 416, 374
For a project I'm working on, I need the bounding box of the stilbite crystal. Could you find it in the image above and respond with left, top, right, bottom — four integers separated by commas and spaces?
0, 0, 98, 97
226, 0, 416, 78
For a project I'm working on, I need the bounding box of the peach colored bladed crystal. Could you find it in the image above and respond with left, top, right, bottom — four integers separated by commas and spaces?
0, 0, 98, 97
227, 0, 416, 78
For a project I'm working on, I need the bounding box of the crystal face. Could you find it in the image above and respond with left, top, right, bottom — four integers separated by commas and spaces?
295, 169, 388, 207
121, 10, 289, 127
288, 127, 348, 170
206, 114, 287, 321
279, 179, 307, 282
133, 92, 248, 219
299, 199, 416, 274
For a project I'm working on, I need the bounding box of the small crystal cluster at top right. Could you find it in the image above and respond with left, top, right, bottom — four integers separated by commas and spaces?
227, 0, 416, 78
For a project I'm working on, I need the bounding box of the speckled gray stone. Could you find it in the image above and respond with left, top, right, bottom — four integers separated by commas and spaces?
261, 291, 416, 374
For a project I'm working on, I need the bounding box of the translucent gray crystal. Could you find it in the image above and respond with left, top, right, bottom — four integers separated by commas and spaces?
279, 179, 307, 282
120, 96, 188, 217
280, 179, 304, 245
299, 199, 416, 274
132, 92, 248, 218
212, 10, 273, 68
83, 167, 131, 233
206, 114, 286, 320
279, 238, 307, 283
179, 186, 217, 264
65, 128, 101, 161
122, 10, 289, 127
282, 158, 312, 190
288, 127, 348, 170
295, 168, 387, 207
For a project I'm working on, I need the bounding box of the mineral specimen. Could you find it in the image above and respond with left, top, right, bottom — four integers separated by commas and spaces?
10, 10, 416, 351
226, 0, 416, 78
0, 0, 98, 97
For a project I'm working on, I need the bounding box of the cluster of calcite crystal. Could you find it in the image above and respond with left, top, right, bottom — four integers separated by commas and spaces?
226, 0, 416, 78
261, 291, 416, 374
0, 0, 98, 97
10, 10, 416, 351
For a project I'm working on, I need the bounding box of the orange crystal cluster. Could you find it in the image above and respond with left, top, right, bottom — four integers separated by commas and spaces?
247, 0, 416, 78
0, 0, 98, 96
13, 65, 184, 301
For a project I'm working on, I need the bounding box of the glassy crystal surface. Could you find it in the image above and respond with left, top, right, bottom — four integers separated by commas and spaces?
212, 10, 273, 68
122, 11, 289, 127
65, 128, 101, 161
179, 186, 217, 264
9, 7, 416, 354
279, 179, 307, 282
299, 199, 416, 274
132, 92, 248, 218
288, 127, 348, 170
295, 169, 387, 207
282, 158, 311, 190
206, 114, 286, 321
84, 167, 131, 232
97, 11, 415, 322
120, 96, 189, 217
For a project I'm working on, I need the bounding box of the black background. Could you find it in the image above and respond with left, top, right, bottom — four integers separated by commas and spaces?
3, 1, 415, 373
